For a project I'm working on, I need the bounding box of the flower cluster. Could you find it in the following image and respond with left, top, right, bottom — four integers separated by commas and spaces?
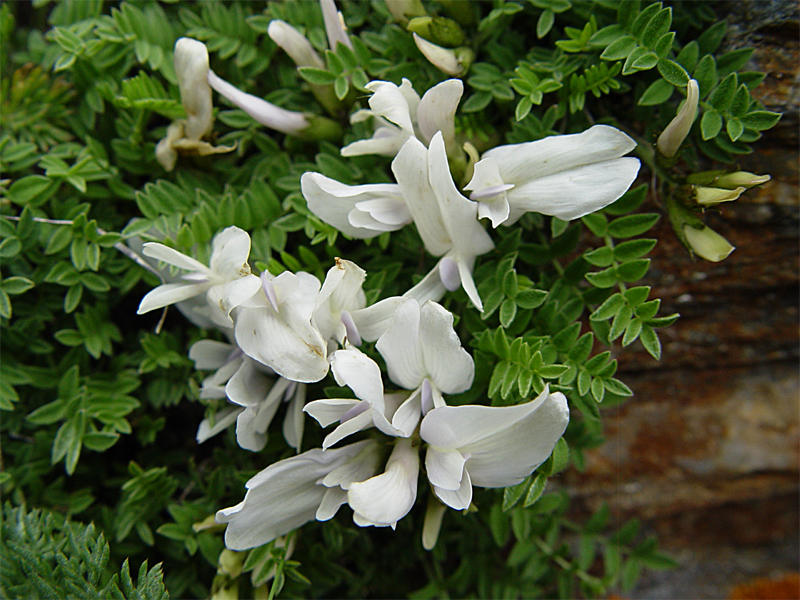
137, 1, 644, 553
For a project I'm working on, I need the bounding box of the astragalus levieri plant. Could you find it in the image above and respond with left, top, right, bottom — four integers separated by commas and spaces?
3, 0, 780, 598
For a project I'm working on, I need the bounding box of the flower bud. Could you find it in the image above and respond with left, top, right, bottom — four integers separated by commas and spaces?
657, 79, 699, 159
412, 33, 474, 77
713, 171, 771, 189
694, 185, 746, 206
683, 224, 735, 262
217, 549, 244, 578
385, 0, 427, 24
174, 38, 214, 140
407, 16, 465, 47
267, 20, 324, 69
320, 0, 353, 51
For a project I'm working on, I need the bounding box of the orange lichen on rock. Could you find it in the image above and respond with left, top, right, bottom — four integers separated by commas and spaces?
729, 573, 800, 600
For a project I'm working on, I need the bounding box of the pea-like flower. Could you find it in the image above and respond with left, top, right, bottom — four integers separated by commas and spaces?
136, 226, 261, 328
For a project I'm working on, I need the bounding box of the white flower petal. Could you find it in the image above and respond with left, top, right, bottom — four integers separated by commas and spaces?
392, 137, 452, 256
422, 497, 447, 550
375, 298, 425, 390
483, 124, 638, 184
304, 398, 361, 428
349, 296, 404, 343
209, 226, 253, 278
425, 447, 466, 491
217, 442, 371, 550
455, 254, 484, 312
347, 437, 419, 526
267, 20, 325, 69
320, 0, 353, 51
313, 259, 367, 343
316, 487, 348, 521
283, 383, 306, 451
225, 358, 275, 406
302, 173, 407, 239
196, 406, 242, 443
189, 340, 235, 370
207, 70, 308, 135
174, 38, 213, 140
330, 348, 385, 407
427, 132, 495, 259
421, 389, 569, 488
322, 441, 383, 489
365, 80, 416, 135
322, 410, 373, 449
419, 301, 474, 394
390, 387, 422, 437
340, 126, 409, 157
403, 262, 447, 306
417, 79, 463, 148
433, 467, 472, 510
234, 296, 329, 383
505, 157, 641, 223
137, 281, 209, 314
142, 242, 209, 273
206, 275, 262, 325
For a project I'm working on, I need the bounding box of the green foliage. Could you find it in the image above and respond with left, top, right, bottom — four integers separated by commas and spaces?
0, 503, 169, 599
0, 0, 779, 598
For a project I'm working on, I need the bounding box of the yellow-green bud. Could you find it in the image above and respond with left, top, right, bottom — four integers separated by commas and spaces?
694, 185, 746, 206
657, 79, 699, 159
407, 16, 465, 47
683, 224, 735, 262
384, 0, 427, 24
714, 171, 771, 189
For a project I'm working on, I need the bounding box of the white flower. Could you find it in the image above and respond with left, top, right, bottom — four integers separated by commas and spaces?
216, 440, 380, 550
233, 270, 329, 383
393, 132, 495, 311
267, 20, 325, 70
155, 38, 235, 171
376, 298, 474, 422
420, 386, 569, 510
657, 79, 699, 159
464, 124, 641, 227
303, 347, 408, 448
301, 174, 412, 239
341, 78, 463, 159
137, 226, 261, 327
206, 70, 310, 137
347, 437, 419, 528
174, 37, 214, 140
312, 258, 367, 345
412, 33, 473, 77
320, 0, 353, 51
190, 339, 308, 451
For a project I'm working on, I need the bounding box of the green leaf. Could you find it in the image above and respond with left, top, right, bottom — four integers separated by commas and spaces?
701, 109, 723, 140
614, 238, 656, 261
710, 72, 738, 111
640, 7, 672, 49
657, 59, 689, 86
537, 9, 555, 38
462, 92, 493, 112
8, 175, 59, 206
584, 246, 614, 267
523, 472, 547, 507
591, 292, 624, 321
692, 54, 718, 98
639, 325, 661, 359
726, 118, 744, 142
585, 267, 617, 289
515, 289, 547, 309
740, 110, 781, 131
601, 35, 637, 61
499, 298, 517, 328
638, 78, 673, 105
615, 258, 650, 282
503, 479, 529, 511
298, 67, 337, 85
1, 276, 33, 295
608, 213, 659, 238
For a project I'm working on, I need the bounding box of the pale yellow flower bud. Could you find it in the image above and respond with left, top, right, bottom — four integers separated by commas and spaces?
714, 171, 771, 189
683, 224, 735, 262
657, 79, 699, 159
694, 185, 746, 206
